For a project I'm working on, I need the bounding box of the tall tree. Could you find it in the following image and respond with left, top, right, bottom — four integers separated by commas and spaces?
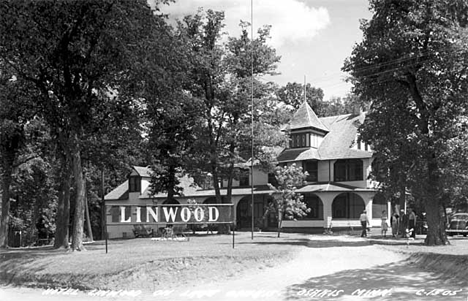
0, 0, 167, 250
146, 95, 201, 199
321, 94, 367, 117
343, 0, 468, 245
10, 155, 58, 246
277, 82, 325, 114
142, 34, 202, 199
0, 71, 34, 248
171, 10, 281, 226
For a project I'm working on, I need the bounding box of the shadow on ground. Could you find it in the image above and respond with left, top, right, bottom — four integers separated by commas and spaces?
237, 236, 426, 248
285, 259, 467, 301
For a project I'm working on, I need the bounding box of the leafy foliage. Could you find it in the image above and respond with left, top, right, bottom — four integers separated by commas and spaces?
276, 82, 324, 113
266, 164, 310, 237
0, 0, 168, 249
343, 0, 468, 245
149, 8, 283, 213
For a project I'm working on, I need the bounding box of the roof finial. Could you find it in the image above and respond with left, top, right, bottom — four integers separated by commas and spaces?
303, 75, 307, 104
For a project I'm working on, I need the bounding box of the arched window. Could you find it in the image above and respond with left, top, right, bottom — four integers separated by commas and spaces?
372, 193, 387, 218
203, 197, 217, 204
302, 194, 323, 220
163, 198, 180, 205
332, 193, 365, 219
203, 196, 225, 204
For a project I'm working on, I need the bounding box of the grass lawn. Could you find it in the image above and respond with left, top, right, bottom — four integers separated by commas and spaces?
0, 231, 309, 292
1, 231, 467, 293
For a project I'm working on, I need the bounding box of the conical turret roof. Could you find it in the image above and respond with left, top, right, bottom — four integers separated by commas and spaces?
289, 102, 328, 132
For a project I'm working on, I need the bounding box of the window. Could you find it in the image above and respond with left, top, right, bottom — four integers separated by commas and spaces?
111, 206, 130, 222
302, 194, 323, 220
129, 176, 141, 193
357, 136, 370, 151
111, 206, 119, 222
310, 133, 321, 148
290, 133, 309, 148
239, 171, 249, 187
268, 173, 278, 187
332, 193, 365, 219
254, 202, 264, 218
303, 160, 318, 182
334, 159, 363, 182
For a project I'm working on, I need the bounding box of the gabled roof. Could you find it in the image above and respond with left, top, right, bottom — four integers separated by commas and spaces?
288, 102, 328, 132
140, 174, 200, 198
105, 180, 129, 200
277, 112, 372, 162
132, 166, 152, 178
318, 113, 371, 160
277, 148, 320, 162
105, 166, 275, 201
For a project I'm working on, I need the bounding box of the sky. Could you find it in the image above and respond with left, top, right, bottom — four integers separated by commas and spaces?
156, 0, 373, 101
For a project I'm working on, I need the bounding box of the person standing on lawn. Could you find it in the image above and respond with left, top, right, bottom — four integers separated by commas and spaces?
360, 210, 370, 237
391, 211, 399, 238
381, 210, 389, 238
399, 209, 408, 237
408, 209, 417, 238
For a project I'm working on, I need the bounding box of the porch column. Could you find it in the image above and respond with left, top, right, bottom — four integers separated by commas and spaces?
321, 193, 335, 228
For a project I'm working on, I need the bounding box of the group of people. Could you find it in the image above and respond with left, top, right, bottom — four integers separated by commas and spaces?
389, 209, 417, 238
359, 208, 417, 238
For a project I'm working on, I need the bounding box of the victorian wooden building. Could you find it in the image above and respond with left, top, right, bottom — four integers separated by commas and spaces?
105, 102, 387, 238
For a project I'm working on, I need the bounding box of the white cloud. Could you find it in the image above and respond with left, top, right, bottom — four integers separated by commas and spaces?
156, 0, 330, 48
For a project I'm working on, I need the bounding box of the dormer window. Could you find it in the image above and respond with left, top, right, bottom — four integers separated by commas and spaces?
290, 133, 309, 148
289, 131, 324, 149
129, 176, 141, 193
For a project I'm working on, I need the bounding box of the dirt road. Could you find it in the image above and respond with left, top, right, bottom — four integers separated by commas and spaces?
1, 236, 466, 301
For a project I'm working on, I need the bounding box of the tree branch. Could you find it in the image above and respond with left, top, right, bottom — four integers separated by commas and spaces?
13, 155, 38, 168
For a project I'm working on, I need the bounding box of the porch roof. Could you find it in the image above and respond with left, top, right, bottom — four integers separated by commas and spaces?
141, 185, 275, 199
297, 182, 376, 193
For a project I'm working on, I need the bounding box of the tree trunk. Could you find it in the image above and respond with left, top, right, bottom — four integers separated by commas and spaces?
424, 198, 448, 245
210, 159, 230, 234
424, 159, 449, 246
54, 155, 71, 249
399, 177, 406, 212
84, 185, 94, 242
0, 172, 12, 248
405, 76, 448, 246
277, 210, 282, 238
70, 136, 86, 251
219, 158, 236, 235
0, 147, 16, 248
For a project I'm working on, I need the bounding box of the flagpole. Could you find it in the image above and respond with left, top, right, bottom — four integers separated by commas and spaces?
250, 0, 255, 240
